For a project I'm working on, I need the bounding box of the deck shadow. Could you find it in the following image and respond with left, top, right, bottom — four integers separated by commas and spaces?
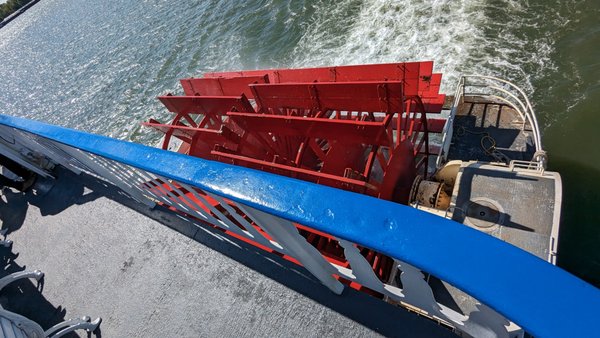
14, 166, 457, 338
0, 174, 101, 235
0, 245, 91, 338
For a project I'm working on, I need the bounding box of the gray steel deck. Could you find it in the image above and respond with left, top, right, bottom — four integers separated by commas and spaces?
431, 95, 560, 318
0, 167, 456, 337
433, 163, 560, 316
452, 164, 557, 260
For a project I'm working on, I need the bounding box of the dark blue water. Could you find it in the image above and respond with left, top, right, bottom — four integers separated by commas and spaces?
1, 0, 599, 285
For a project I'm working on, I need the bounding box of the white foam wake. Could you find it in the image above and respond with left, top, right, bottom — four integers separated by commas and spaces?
290, 0, 558, 95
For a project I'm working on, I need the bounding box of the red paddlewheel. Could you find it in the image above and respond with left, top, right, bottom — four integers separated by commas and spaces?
144, 62, 446, 290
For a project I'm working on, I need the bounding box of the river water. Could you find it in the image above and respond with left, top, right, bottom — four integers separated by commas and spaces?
1, 0, 599, 286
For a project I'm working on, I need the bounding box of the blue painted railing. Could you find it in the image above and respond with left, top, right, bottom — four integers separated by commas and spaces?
0, 114, 598, 337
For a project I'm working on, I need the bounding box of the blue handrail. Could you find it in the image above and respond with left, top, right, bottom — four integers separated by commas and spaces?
1, 114, 598, 337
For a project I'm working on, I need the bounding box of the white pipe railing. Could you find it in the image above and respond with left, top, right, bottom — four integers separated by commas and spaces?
437, 75, 546, 169
436, 76, 464, 168
463, 75, 543, 153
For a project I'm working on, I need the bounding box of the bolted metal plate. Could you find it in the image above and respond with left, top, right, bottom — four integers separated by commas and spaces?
464, 198, 503, 229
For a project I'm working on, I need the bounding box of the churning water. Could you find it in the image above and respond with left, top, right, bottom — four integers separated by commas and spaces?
1, 0, 599, 285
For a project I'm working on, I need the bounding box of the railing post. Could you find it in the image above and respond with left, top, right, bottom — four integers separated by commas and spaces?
240, 205, 345, 295
338, 239, 387, 294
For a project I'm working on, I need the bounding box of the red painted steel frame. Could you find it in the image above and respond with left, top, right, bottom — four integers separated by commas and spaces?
145, 62, 445, 287
201, 62, 446, 113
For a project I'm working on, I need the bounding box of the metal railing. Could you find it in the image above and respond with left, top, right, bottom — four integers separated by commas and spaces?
437, 75, 547, 170
436, 76, 465, 168
0, 114, 597, 338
